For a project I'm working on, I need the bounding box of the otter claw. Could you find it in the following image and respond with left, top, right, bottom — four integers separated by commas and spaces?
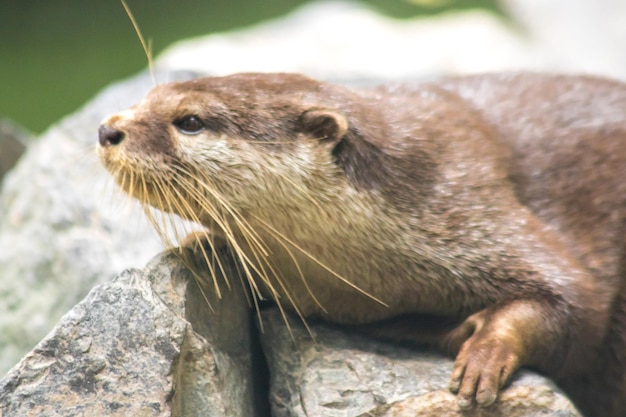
456, 394, 474, 410
449, 337, 519, 409
450, 370, 499, 409
476, 387, 498, 408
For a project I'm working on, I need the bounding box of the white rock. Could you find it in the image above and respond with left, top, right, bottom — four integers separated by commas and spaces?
502, 0, 626, 80
157, 1, 540, 80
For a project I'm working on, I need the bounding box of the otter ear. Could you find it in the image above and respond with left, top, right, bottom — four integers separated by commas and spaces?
298, 109, 349, 142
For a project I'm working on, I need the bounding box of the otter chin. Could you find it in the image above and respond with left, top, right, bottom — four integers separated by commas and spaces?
98, 72, 626, 416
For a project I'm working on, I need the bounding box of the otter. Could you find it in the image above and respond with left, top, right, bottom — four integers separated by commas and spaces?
97, 72, 626, 417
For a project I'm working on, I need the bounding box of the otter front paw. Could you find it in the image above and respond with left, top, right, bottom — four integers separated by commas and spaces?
449, 336, 520, 409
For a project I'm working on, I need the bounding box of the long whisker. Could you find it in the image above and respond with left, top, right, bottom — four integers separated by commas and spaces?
172, 171, 271, 295
174, 164, 271, 257
178, 163, 381, 306
234, 223, 303, 338
137, 172, 222, 312
120, 0, 156, 85
251, 214, 388, 307
119, 159, 349, 337
177, 167, 321, 335
164, 172, 228, 297
257, 224, 328, 314
164, 167, 276, 328
170, 166, 299, 334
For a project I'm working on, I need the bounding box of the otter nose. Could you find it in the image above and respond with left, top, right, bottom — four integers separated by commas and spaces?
98, 125, 125, 147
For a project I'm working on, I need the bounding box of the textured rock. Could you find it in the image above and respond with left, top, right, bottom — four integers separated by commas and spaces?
259, 309, 580, 417
0, 251, 257, 417
0, 70, 200, 375
0, 251, 581, 416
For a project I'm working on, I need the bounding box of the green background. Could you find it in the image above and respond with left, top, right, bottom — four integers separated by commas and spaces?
0, 0, 498, 134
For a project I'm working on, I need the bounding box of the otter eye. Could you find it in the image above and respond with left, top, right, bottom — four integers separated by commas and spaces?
174, 116, 205, 135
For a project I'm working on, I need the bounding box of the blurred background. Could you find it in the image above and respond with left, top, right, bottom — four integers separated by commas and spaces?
0, 0, 499, 135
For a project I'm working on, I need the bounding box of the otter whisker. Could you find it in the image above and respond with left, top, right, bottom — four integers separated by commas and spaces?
170, 176, 281, 332
174, 164, 272, 257
164, 173, 228, 298
256, 223, 328, 315
151, 176, 177, 243
120, 0, 156, 85
230, 246, 254, 308
115, 168, 128, 201
140, 180, 220, 309
234, 223, 305, 337
177, 165, 375, 310
129, 170, 138, 202
174, 164, 332, 333
252, 214, 388, 307
147, 172, 215, 259
167, 166, 281, 325
172, 171, 272, 292
174, 166, 320, 336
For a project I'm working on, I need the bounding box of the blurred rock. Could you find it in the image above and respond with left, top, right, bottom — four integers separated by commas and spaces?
157, 1, 540, 81
158, 1, 626, 81
502, 0, 626, 80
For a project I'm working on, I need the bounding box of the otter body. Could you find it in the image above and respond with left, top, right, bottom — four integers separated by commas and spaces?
98, 72, 626, 416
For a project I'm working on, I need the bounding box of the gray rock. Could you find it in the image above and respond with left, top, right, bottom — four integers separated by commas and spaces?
0, 251, 257, 417
0, 71, 199, 375
0, 251, 581, 416
259, 309, 580, 417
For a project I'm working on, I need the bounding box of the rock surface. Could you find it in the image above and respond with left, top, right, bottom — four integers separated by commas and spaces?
0, 251, 258, 417
259, 309, 580, 417
0, 252, 578, 417
0, 251, 580, 416
0, 70, 200, 375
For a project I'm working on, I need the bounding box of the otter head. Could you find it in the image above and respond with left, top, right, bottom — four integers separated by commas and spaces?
97, 73, 362, 233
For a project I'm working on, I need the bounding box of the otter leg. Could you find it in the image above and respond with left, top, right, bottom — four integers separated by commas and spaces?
354, 300, 571, 408
442, 299, 564, 409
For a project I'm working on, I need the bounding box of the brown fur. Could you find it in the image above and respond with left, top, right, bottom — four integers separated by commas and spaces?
98, 72, 626, 416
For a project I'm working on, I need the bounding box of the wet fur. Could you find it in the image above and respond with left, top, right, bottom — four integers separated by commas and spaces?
99, 72, 626, 416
